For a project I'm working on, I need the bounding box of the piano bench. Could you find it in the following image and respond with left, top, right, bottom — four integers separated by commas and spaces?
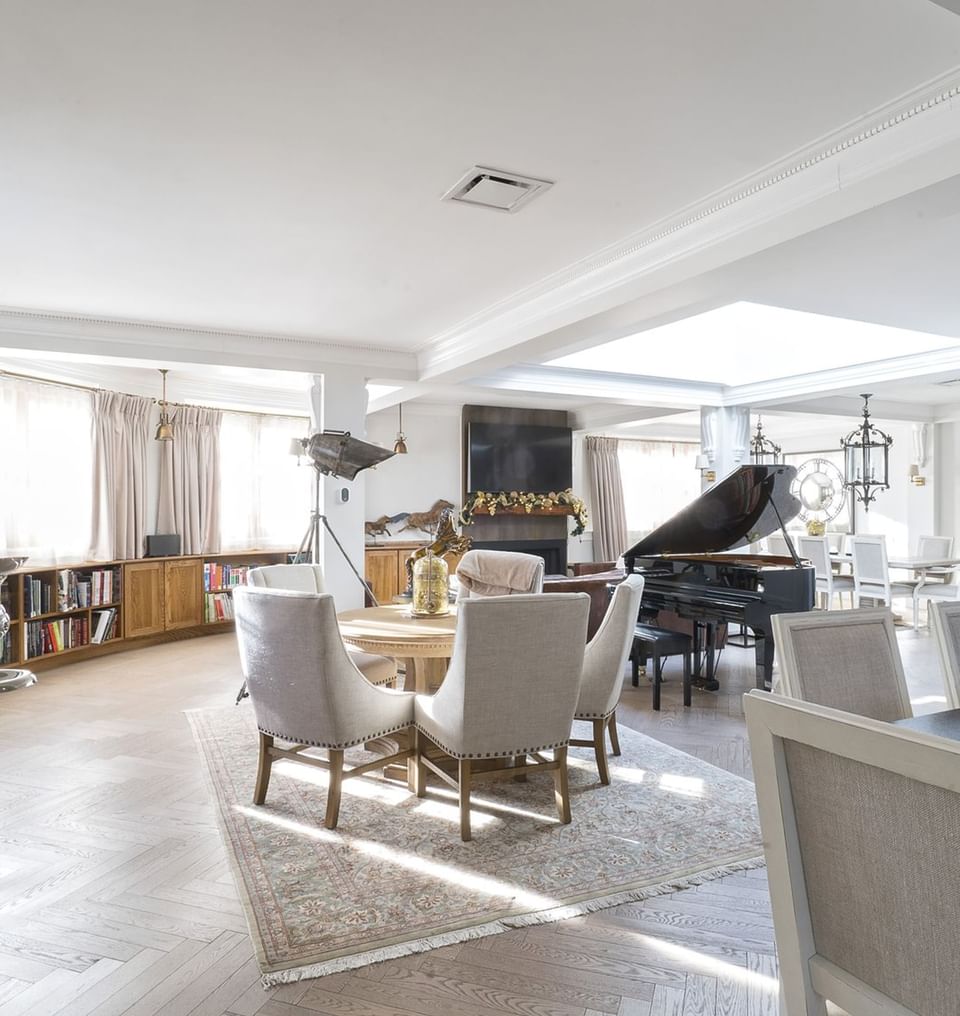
630, 625, 693, 711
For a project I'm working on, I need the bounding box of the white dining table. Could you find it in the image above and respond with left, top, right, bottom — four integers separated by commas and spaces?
829, 551, 960, 628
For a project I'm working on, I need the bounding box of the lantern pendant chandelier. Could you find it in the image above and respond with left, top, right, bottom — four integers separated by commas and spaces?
393, 402, 408, 455
750, 414, 782, 465
154, 368, 174, 442
840, 393, 892, 511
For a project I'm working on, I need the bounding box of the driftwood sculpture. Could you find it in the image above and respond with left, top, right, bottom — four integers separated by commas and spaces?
399, 499, 455, 536
404, 508, 472, 592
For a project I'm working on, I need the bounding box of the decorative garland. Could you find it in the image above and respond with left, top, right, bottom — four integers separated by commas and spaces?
460, 489, 588, 536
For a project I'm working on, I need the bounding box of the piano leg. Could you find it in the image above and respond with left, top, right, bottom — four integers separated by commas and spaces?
692, 621, 720, 692
755, 634, 774, 690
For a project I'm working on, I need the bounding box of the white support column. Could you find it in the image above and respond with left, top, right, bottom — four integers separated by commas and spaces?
699, 406, 750, 489
308, 369, 370, 610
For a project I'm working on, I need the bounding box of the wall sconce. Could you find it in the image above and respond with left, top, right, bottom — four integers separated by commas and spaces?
695, 452, 716, 483
908, 464, 926, 487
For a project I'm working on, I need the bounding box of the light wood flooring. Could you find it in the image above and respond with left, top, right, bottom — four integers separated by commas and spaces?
0, 626, 942, 1015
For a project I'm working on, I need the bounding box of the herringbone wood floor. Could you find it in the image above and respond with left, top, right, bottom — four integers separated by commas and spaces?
0, 628, 941, 1015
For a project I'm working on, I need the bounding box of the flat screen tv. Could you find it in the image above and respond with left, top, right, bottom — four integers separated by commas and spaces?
467, 422, 572, 493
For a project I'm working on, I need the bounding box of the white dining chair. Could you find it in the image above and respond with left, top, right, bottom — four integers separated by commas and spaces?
848, 534, 915, 615
248, 563, 398, 687
796, 535, 853, 610
909, 535, 958, 629
928, 600, 960, 710
771, 608, 912, 721
745, 690, 960, 1016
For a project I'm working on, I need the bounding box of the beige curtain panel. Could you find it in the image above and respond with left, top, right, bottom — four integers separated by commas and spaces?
90, 391, 153, 561
585, 435, 627, 563
157, 405, 223, 555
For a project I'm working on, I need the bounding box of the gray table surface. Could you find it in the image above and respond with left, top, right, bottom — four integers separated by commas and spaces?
893, 709, 960, 741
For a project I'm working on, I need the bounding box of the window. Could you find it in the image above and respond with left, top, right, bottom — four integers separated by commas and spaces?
618, 439, 701, 545
0, 377, 95, 562
219, 412, 312, 551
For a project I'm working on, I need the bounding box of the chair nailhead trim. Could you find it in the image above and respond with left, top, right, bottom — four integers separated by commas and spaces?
413, 722, 568, 760
575, 710, 614, 720
256, 722, 412, 751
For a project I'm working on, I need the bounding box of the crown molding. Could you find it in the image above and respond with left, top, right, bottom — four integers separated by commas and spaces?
0, 306, 419, 378
418, 68, 960, 382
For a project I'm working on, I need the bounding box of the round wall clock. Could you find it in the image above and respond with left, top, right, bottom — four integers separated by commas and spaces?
791, 457, 847, 524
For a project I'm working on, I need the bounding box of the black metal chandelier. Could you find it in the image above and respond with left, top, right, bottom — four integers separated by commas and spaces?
840, 393, 892, 511
750, 415, 782, 465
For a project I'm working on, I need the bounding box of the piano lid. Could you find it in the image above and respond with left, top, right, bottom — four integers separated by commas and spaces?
624, 464, 801, 558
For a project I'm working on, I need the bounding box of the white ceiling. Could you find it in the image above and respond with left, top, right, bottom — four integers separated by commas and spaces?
3, 0, 960, 428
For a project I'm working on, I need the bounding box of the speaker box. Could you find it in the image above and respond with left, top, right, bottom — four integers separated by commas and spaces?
145, 534, 182, 557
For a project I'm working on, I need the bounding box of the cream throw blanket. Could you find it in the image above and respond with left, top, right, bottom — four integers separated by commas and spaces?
456, 550, 544, 599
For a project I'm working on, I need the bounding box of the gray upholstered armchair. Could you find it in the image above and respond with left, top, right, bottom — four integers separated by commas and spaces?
412, 592, 590, 841
570, 574, 644, 784
247, 563, 397, 687
454, 549, 545, 599
232, 586, 415, 829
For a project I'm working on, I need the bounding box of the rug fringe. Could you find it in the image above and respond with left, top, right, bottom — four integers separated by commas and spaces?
260, 853, 766, 987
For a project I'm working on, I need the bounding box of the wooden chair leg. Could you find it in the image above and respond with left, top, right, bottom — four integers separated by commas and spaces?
607, 712, 621, 757
653, 654, 662, 711
630, 643, 640, 687
592, 718, 610, 785
682, 650, 692, 707
324, 749, 344, 829
553, 747, 571, 824
459, 759, 472, 842
253, 732, 274, 805
409, 728, 425, 797
513, 752, 528, 782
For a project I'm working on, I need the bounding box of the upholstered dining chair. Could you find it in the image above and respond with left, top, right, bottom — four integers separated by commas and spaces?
247, 563, 397, 687
745, 691, 960, 1016
771, 607, 911, 721
232, 586, 415, 829
797, 535, 853, 610
908, 535, 959, 629
570, 575, 644, 784
454, 549, 545, 600
928, 600, 960, 710
412, 592, 590, 841
848, 534, 915, 613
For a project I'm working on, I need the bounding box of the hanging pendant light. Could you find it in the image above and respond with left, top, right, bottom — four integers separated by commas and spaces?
750, 414, 782, 465
155, 368, 174, 442
840, 393, 892, 511
393, 402, 408, 454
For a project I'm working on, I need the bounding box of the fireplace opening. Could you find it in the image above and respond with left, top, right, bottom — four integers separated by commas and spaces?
470, 539, 567, 577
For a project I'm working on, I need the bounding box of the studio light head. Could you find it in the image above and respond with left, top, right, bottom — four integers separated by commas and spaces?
306, 431, 395, 480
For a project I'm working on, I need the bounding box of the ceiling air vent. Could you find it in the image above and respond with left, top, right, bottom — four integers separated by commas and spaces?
442, 166, 554, 213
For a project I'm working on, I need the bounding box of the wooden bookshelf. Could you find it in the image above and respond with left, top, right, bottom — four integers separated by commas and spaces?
4, 550, 292, 672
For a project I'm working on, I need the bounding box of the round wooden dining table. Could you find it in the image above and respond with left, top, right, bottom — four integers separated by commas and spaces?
337, 603, 458, 694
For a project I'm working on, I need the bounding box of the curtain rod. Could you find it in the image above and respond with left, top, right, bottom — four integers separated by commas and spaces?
587, 433, 699, 445
0, 368, 310, 423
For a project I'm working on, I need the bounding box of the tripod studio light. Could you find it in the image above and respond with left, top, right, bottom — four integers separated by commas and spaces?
840, 393, 892, 511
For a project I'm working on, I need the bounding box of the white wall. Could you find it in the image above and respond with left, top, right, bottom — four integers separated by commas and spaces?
364, 405, 461, 531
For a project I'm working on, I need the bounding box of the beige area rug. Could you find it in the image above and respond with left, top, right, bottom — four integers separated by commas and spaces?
188, 705, 763, 986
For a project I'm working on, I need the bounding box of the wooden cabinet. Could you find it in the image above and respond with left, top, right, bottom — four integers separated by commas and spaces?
124, 558, 201, 635
6, 550, 290, 672
164, 558, 202, 629
124, 561, 164, 637
363, 542, 465, 605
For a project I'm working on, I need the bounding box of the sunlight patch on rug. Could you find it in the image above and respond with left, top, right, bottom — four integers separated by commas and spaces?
188, 706, 763, 984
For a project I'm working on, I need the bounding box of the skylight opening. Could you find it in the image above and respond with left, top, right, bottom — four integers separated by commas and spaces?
547, 302, 960, 386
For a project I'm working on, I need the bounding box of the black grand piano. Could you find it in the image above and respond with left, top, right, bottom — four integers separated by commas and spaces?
622, 464, 815, 691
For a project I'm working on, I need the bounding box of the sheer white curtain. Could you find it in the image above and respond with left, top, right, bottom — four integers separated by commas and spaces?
90, 391, 152, 560
618, 440, 701, 545
219, 413, 311, 551
157, 406, 222, 555
0, 377, 94, 563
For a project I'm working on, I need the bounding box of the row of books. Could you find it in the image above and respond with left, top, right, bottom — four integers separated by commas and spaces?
0, 634, 14, 665
24, 607, 119, 658
25, 568, 121, 617
204, 592, 235, 623
203, 563, 251, 591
